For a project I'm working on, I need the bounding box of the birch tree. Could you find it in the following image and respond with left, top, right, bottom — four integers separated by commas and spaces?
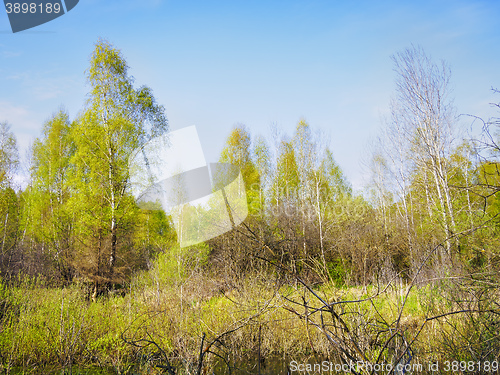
0, 122, 19, 188
219, 124, 260, 215
391, 45, 457, 252
25, 110, 74, 280
252, 134, 271, 217
0, 122, 19, 275
70, 40, 168, 288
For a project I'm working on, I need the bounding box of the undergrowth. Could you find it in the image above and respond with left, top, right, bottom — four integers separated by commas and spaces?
0, 245, 498, 374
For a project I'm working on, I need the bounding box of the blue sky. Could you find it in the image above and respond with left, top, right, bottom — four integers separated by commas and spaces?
1, 0, 500, 191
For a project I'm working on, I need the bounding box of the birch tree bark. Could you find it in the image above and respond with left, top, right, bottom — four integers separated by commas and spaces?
391, 45, 457, 252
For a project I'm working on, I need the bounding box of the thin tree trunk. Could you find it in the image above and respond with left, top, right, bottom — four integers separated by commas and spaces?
1, 212, 8, 255
108, 141, 117, 274
315, 179, 327, 276
431, 159, 451, 252
92, 229, 102, 302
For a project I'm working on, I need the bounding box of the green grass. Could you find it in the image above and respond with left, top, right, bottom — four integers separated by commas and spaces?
1, 250, 496, 374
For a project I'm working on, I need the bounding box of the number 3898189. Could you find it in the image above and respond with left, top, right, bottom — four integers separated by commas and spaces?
5, 2, 62, 14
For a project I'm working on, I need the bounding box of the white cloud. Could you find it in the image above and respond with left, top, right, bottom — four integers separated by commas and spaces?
0, 101, 38, 132
1, 50, 22, 58
31, 75, 80, 100
3, 69, 82, 101
5, 72, 30, 81
0, 101, 39, 159
0, 42, 22, 58
0, 101, 40, 189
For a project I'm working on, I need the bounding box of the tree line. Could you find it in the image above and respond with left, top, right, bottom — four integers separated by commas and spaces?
204, 45, 500, 289
0, 41, 499, 297
0, 40, 172, 299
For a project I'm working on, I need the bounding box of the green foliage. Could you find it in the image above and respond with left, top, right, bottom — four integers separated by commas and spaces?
0, 122, 18, 188
272, 140, 299, 205
326, 259, 350, 288
13, 41, 171, 285
133, 209, 175, 257
219, 125, 261, 215
21, 110, 74, 279
0, 187, 19, 261
0, 123, 20, 275
3, 41, 500, 373
320, 148, 352, 199
66, 39, 169, 282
